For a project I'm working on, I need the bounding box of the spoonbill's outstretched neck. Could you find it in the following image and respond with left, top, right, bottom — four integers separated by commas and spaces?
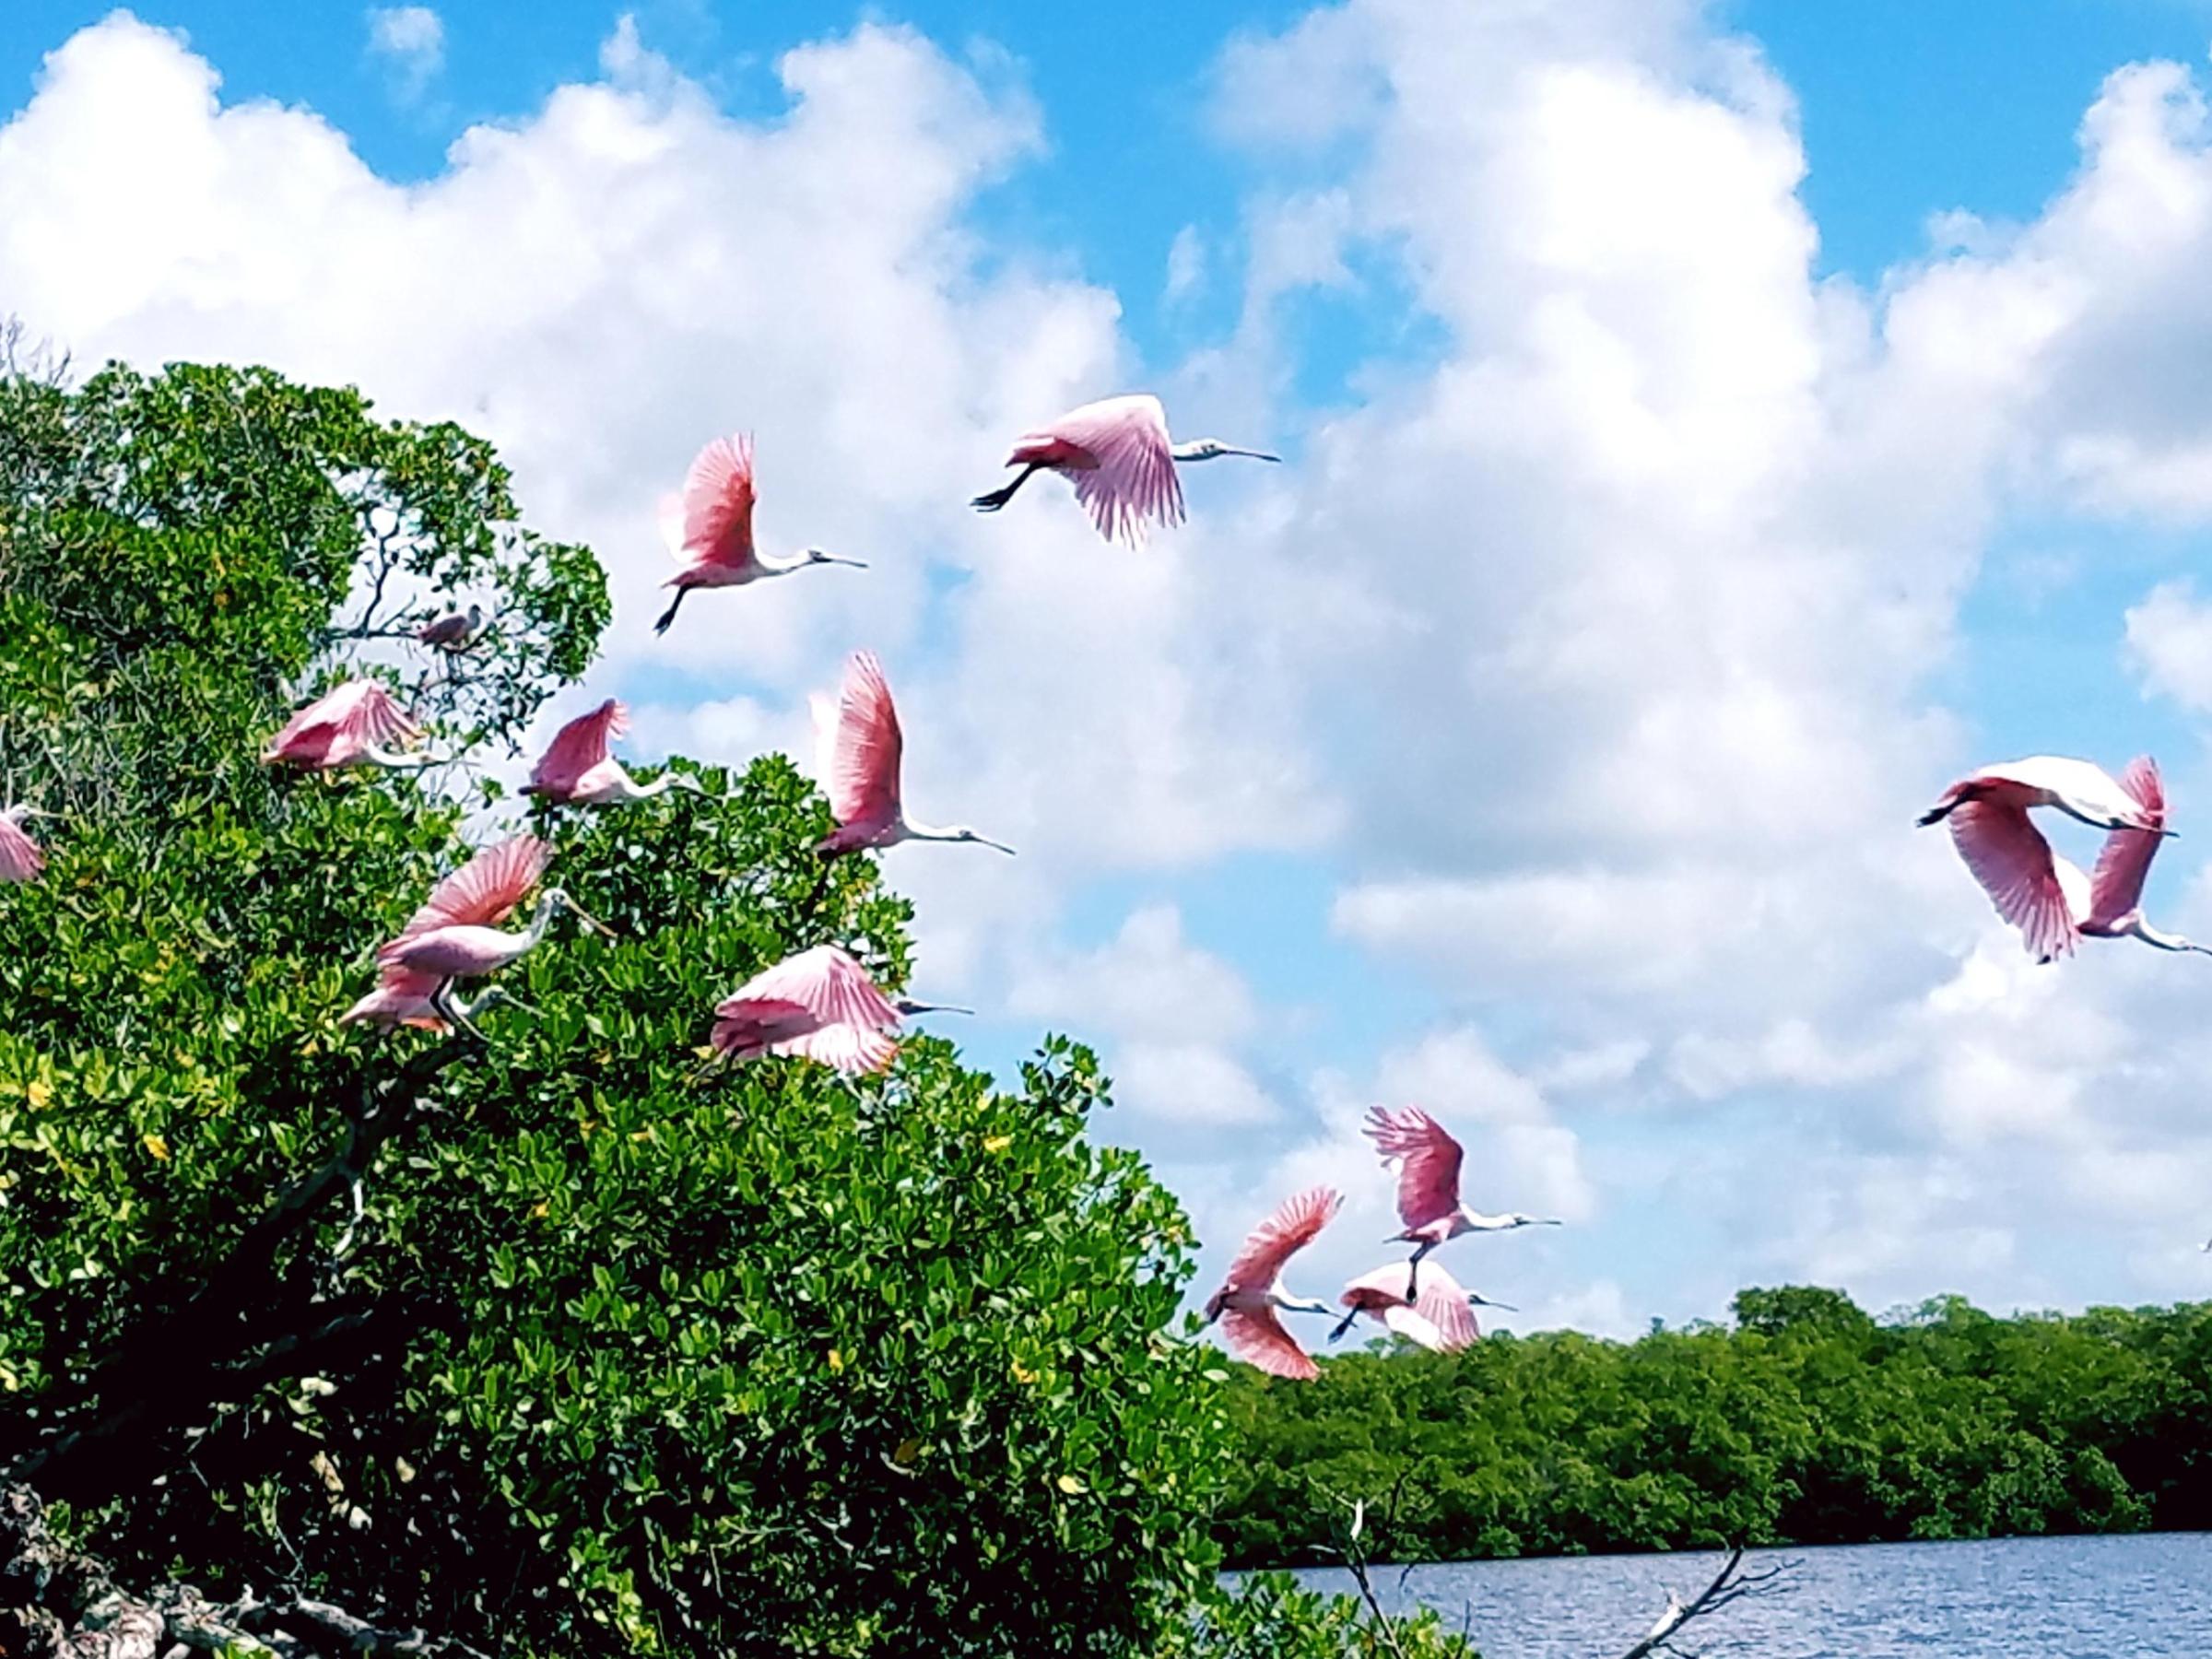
1201, 1186, 1342, 1381
971, 394, 1277, 547
653, 433, 864, 635
0, 804, 53, 884
525, 699, 706, 806
709, 944, 961, 1075
1329, 1260, 1503, 1352
369, 834, 608, 1041
1364, 1104, 1560, 1300
263, 679, 428, 771
813, 650, 1014, 858
1921, 755, 2181, 963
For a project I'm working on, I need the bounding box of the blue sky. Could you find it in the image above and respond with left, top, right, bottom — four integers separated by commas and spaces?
11, 0, 2212, 1341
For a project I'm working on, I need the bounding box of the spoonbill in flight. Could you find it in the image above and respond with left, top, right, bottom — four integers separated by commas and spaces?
1201, 1186, 1342, 1381
1920, 755, 2181, 963
371, 834, 609, 1041
812, 651, 1015, 858
1365, 1104, 1561, 1300
709, 944, 968, 1076
263, 679, 427, 771
416, 604, 483, 652
0, 804, 53, 883
1329, 1260, 1506, 1354
654, 433, 865, 635
525, 699, 708, 806
971, 394, 1278, 547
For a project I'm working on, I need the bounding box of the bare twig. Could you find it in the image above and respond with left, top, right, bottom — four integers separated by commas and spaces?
1613, 1545, 1796, 1659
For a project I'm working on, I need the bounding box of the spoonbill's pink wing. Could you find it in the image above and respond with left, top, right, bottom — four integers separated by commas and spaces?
0, 815, 43, 883
1949, 800, 2075, 960
1218, 1185, 1342, 1295
386, 833, 549, 955
265, 679, 418, 765
1363, 1105, 1465, 1230
776, 1020, 900, 1076
1053, 394, 1185, 548
1405, 1259, 1481, 1353
826, 652, 903, 829
529, 700, 628, 796
1219, 1307, 1318, 1381
675, 433, 758, 571
340, 965, 448, 1031
335, 681, 419, 747
2086, 755, 2166, 929
726, 945, 900, 1033
710, 995, 818, 1055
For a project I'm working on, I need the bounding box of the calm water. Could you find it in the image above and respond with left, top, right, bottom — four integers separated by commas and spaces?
1288, 1533, 2212, 1658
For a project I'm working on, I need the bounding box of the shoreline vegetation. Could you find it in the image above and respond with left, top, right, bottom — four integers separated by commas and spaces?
1217, 1286, 2212, 1571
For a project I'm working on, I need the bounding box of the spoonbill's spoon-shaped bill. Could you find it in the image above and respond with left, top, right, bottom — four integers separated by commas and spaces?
526, 698, 705, 806
0, 805, 51, 884
710, 944, 909, 1076
971, 393, 1278, 548
1201, 1186, 1342, 1382
813, 651, 1014, 858
263, 679, 426, 771
1330, 1260, 1486, 1353
653, 433, 864, 635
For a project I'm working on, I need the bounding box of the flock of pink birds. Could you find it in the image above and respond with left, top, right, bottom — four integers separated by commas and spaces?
4, 390, 2188, 1374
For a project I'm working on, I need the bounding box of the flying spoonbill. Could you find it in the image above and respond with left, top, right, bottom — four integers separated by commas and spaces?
971, 394, 1277, 547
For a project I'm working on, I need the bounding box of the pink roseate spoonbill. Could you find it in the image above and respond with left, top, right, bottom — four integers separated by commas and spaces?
2074, 758, 2210, 956
708, 944, 968, 1076
373, 834, 608, 1041
1364, 1104, 1561, 1300
1200, 1186, 1342, 1382
338, 970, 527, 1036
416, 604, 483, 652
1921, 756, 2175, 964
263, 679, 428, 771
653, 433, 865, 635
971, 394, 1278, 548
1329, 1259, 1511, 1353
0, 804, 53, 884
525, 699, 707, 806
812, 651, 1014, 858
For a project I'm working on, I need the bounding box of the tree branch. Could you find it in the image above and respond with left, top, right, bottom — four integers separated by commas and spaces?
1614, 1545, 1796, 1659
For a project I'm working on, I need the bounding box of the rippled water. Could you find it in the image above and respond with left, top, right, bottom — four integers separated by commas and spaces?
1288, 1532, 2212, 1658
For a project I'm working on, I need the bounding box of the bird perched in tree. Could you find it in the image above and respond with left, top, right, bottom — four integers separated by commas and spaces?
1201, 1187, 1341, 1381
1926, 753, 2204, 962
971, 394, 1278, 547
1364, 1104, 1561, 1300
654, 433, 865, 635
525, 699, 707, 806
812, 650, 1014, 857
263, 680, 428, 771
416, 603, 483, 652
709, 944, 967, 1075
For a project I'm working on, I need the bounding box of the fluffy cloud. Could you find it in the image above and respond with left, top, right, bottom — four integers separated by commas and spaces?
366, 6, 443, 101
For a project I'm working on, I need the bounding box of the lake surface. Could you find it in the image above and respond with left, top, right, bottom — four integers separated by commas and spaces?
1288, 1532, 2212, 1658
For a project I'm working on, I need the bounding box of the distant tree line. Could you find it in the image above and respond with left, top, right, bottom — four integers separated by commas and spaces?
1218, 1286, 2212, 1568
